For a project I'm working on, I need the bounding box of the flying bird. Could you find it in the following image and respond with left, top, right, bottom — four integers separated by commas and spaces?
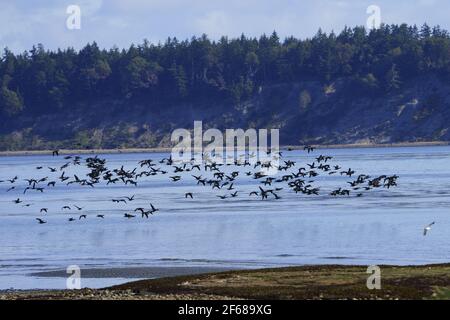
423, 222, 435, 236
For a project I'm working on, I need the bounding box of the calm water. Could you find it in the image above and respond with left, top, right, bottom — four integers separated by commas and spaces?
1, 146, 449, 289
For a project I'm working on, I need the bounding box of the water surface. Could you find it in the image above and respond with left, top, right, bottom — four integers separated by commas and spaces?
0, 146, 449, 289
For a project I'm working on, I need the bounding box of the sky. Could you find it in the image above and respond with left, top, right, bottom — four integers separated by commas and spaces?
0, 0, 447, 53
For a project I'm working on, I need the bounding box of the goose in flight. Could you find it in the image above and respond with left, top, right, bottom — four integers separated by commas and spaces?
8, 176, 18, 183
258, 187, 270, 200
149, 204, 159, 214
423, 222, 435, 236
134, 208, 146, 214
36, 218, 47, 224
304, 145, 315, 153
185, 192, 193, 199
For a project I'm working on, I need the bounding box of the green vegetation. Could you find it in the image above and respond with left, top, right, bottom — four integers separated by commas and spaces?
109, 264, 450, 300
1, 24, 450, 150
6, 264, 450, 300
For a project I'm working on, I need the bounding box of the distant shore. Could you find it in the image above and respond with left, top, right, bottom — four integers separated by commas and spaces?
3, 263, 450, 300
0, 141, 448, 157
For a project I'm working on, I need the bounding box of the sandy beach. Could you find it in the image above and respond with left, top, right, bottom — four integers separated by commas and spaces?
30, 266, 238, 279
3, 264, 450, 300
0, 141, 448, 157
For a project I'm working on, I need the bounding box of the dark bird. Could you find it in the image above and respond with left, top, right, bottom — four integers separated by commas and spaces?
185, 192, 193, 199
258, 187, 270, 200
8, 176, 18, 183
341, 168, 355, 177
40, 208, 48, 213
36, 218, 47, 224
304, 145, 315, 153
97, 215, 105, 218
149, 204, 159, 213
79, 215, 87, 220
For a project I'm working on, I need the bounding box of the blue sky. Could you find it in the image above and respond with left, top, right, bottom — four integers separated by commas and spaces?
0, 0, 446, 52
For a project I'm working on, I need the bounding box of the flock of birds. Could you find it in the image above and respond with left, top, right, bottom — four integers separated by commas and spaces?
0, 146, 405, 229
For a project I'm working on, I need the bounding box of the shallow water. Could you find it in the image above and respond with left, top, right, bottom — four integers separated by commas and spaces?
0, 146, 449, 289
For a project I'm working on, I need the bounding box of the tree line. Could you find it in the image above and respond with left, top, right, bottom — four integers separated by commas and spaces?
1, 23, 450, 118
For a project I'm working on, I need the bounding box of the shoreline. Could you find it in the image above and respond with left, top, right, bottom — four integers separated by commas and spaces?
29, 265, 239, 279
3, 263, 450, 299
0, 141, 448, 157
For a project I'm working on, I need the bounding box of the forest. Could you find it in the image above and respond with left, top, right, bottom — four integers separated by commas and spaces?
1, 23, 450, 150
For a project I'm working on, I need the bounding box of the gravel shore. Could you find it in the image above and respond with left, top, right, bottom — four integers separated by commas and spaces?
4, 264, 450, 300
0, 288, 238, 300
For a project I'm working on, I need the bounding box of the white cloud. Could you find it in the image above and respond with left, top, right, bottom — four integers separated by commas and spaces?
0, 0, 448, 53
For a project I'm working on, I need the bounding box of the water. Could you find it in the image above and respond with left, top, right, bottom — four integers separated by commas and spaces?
0, 146, 449, 289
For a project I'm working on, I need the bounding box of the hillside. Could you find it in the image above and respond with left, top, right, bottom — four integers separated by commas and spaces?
1, 74, 450, 151
1, 24, 450, 150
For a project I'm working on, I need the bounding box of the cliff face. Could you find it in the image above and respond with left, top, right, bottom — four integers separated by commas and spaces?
1, 74, 450, 150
